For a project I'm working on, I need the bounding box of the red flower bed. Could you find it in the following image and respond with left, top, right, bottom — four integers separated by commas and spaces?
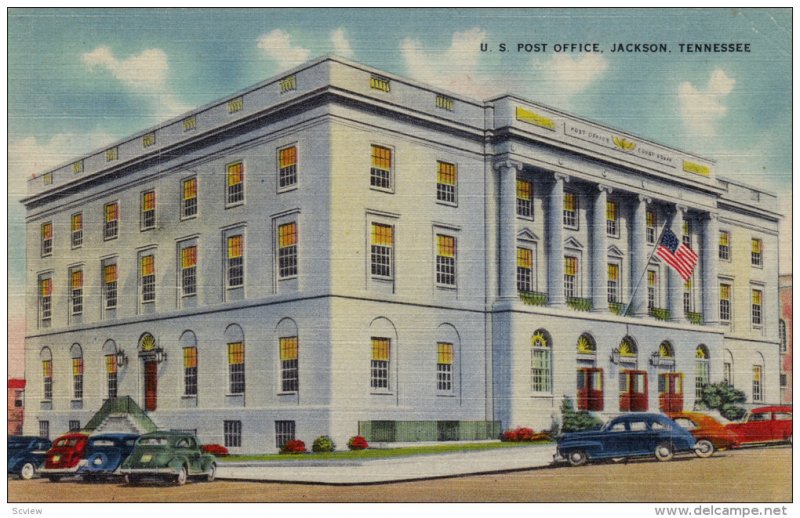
201, 444, 229, 456
280, 439, 307, 454
347, 435, 369, 450
500, 427, 551, 442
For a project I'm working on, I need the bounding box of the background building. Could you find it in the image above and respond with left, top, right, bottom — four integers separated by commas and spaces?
779, 274, 792, 403
22, 56, 782, 452
8, 378, 26, 436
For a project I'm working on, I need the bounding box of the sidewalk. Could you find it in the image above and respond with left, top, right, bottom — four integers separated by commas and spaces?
216, 443, 557, 484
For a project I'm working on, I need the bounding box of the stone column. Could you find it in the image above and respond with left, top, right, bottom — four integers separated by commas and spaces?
629, 194, 650, 317
496, 160, 523, 300
668, 204, 687, 322
547, 173, 568, 308
701, 212, 720, 325
591, 185, 611, 312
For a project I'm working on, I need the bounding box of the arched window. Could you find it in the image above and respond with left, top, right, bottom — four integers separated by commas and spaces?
619, 336, 638, 366
723, 349, 734, 386
531, 329, 552, 393
102, 340, 118, 398
369, 317, 397, 393
695, 345, 710, 396
276, 318, 299, 394
70, 344, 83, 401
577, 333, 596, 357
40, 347, 53, 401
436, 323, 460, 395
659, 341, 674, 360
752, 353, 765, 402
225, 324, 245, 395
180, 331, 198, 397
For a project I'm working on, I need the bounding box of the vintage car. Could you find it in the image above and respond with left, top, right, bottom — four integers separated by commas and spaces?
7, 436, 51, 480
120, 431, 216, 486
77, 433, 139, 481
555, 413, 697, 466
725, 405, 792, 446
39, 432, 89, 481
666, 411, 739, 457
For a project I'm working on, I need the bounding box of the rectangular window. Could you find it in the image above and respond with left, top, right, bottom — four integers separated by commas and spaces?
720, 283, 731, 322
41, 222, 52, 256
39, 421, 49, 440
105, 355, 118, 398
370, 145, 392, 190
72, 160, 83, 174
142, 132, 156, 148
371, 337, 391, 390
278, 222, 298, 279
228, 96, 243, 113
563, 192, 578, 228
182, 177, 198, 218
71, 213, 83, 248
183, 347, 198, 396
140, 254, 156, 303
751, 289, 763, 326
71, 269, 83, 316
564, 256, 578, 299
436, 161, 457, 204
436, 94, 454, 111
105, 147, 118, 162
275, 421, 296, 450
437, 342, 453, 392
752, 366, 763, 402
723, 362, 732, 385
608, 263, 619, 303
226, 162, 244, 205
646, 210, 657, 244
227, 234, 244, 288
684, 277, 693, 314
370, 223, 394, 279
517, 247, 533, 292
369, 76, 390, 92
69, 420, 81, 432
43, 172, 53, 185
279, 75, 296, 93
224, 420, 242, 448
436, 234, 457, 287
39, 277, 52, 324
719, 231, 730, 261
516, 179, 533, 218
141, 190, 156, 230
181, 245, 197, 297
72, 358, 83, 400
104, 202, 119, 240
647, 270, 657, 311
278, 146, 298, 189
606, 201, 618, 236
227, 342, 245, 395
183, 116, 197, 132
103, 263, 118, 310
682, 220, 692, 247
42, 360, 52, 400
279, 337, 299, 393
751, 238, 763, 267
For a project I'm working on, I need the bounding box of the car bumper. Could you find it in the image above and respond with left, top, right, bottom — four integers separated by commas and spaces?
39, 466, 81, 474
119, 467, 176, 475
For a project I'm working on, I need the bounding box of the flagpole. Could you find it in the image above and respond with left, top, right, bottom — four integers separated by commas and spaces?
621, 221, 670, 317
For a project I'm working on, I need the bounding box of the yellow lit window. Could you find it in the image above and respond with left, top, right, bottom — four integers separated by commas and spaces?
752, 239, 762, 253
71, 270, 83, 289
43, 172, 53, 185
227, 235, 243, 259
608, 263, 619, 281
42, 360, 52, 378
183, 177, 197, 200
141, 255, 155, 276
106, 147, 118, 162
40, 278, 52, 297
183, 347, 198, 369
104, 264, 117, 283
606, 201, 618, 221
564, 192, 576, 212
278, 222, 297, 248
436, 95, 454, 111
437, 342, 453, 364
279, 146, 297, 169
369, 76, 390, 92
371, 145, 391, 170
564, 256, 578, 276
181, 246, 197, 268
227, 162, 243, 187
105, 203, 118, 222
517, 248, 532, 269
41, 222, 52, 241
105, 355, 117, 374
371, 223, 394, 247
142, 191, 155, 211
517, 179, 532, 200
279, 337, 298, 361
438, 235, 456, 258
142, 132, 156, 148
279, 75, 296, 93
720, 232, 729, 247
183, 116, 197, 131
648, 270, 657, 286
371, 338, 390, 361
437, 161, 456, 186
72, 160, 84, 174
227, 342, 244, 364
720, 284, 730, 300
72, 358, 83, 376
752, 290, 762, 305
228, 96, 243, 113
71, 213, 82, 232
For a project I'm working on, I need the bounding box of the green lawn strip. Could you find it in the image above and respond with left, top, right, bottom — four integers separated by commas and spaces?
217, 440, 551, 462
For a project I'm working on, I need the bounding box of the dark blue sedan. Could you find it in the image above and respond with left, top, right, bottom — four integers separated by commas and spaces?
78, 433, 139, 481
8, 436, 51, 480
555, 413, 698, 466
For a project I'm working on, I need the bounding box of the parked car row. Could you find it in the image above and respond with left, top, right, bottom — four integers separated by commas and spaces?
8, 431, 216, 486
555, 406, 791, 467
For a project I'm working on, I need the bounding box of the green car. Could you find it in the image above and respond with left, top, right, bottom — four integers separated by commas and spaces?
120, 432, 216, 486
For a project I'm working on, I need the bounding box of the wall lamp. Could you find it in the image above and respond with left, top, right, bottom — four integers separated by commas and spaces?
610, 348, 621, 365
154, 346, 168, 364
115, 349, 128, 368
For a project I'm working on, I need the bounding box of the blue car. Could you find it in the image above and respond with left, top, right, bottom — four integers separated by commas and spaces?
555, 413, 698, 466
78, 433, 139, 481
8, 436, 51, 480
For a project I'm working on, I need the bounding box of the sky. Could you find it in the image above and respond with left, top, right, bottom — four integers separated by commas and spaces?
6, 7, 793, 376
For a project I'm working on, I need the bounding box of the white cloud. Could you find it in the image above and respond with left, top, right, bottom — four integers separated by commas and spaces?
331, 28, 354, 58
678, 69, 735, 136
257, 29, 311, 71
539, 53, 609, 96
82, 46, 188, 116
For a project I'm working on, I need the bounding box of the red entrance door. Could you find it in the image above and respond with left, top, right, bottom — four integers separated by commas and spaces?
619, 370, 648, 412
144, 361, 157, 411
658, 373, 684, 412
577, 368, 604, 411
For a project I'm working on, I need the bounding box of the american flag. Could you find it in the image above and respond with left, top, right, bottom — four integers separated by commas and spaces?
655, 228, 698, 282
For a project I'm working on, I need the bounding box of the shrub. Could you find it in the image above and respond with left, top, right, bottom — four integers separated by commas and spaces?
312, 435, 336, 453
696, 382, 747, 421
347, 435, 369, 450
280, 439, 307, 454
500, 427, 551, 442
560, 397, 603, 433
200, 444, 229, 456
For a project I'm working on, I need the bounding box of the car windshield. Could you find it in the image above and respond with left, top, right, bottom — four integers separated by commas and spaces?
54, 438, 81, 448
89, 439, 118, 447
138, 437, 169, 446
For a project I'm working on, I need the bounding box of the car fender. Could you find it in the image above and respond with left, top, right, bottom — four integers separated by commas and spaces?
166, 456, 186, 473
558, 440, 603, 455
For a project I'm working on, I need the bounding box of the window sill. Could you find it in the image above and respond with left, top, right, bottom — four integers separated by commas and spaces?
436, 200, 458, 208
41, 253, 52, 258
435, 284, 458, 291
369, 186, 395, 195
140, 227, 155, 232
278, 275, 298, 282
516, 214, 534, 221
278, 391, 298, 396
181, 395, 197, 400
564, 224, 579, 231
180, 214, 198, 222
436, 393, 456, 398
607, 233, 620, 239
225, 201, 245, 210
104, 236, 118, 242
277, 185, 298, 194
370, 391, 394, 396
529, 393, 554, 399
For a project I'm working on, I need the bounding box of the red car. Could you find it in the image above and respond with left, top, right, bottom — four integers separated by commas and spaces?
725, 406, 792, 447
39, 433, 89, 482
666, 411, 739, 457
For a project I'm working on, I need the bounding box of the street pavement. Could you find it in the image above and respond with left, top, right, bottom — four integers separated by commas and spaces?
216, 443, 557, 483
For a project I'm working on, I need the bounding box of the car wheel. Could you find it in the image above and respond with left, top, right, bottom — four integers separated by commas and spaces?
206, 463, 216, 482
694, 439, 715, 458
175, 465, 188, 486
19, 463, 36, 480
567, 450, 588, 467
655, 442, 674, 462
